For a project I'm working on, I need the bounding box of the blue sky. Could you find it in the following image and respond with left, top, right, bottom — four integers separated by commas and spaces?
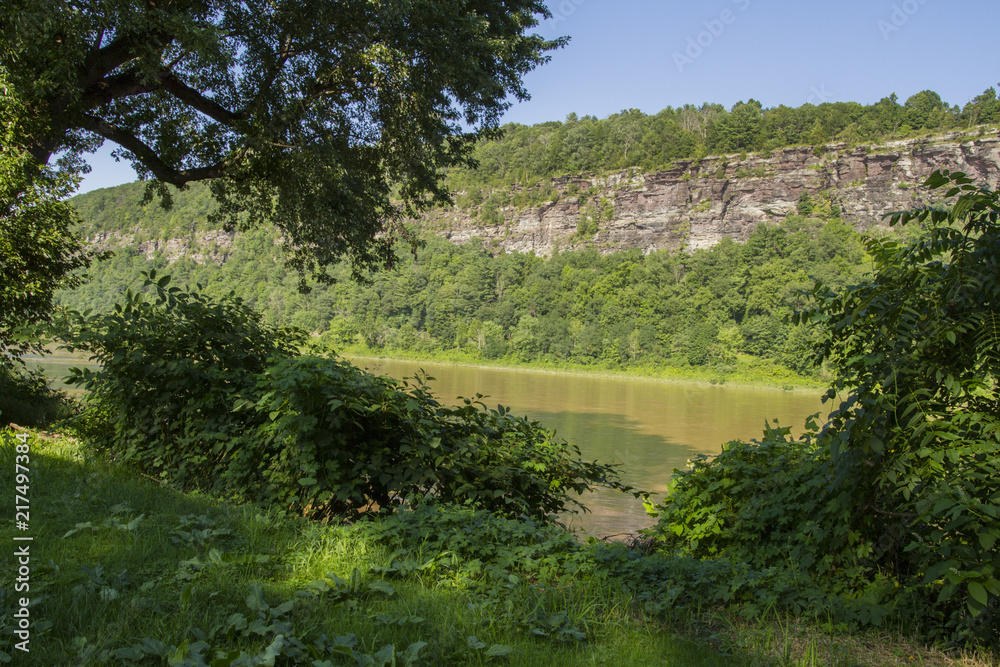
77, 0, 1000, 193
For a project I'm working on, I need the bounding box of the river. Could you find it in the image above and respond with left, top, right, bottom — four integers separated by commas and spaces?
25, 352, 828, 538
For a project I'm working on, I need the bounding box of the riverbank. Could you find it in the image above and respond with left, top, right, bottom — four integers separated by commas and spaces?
328, 343, 827, 393
2, 427, 988, 666
22, 340, 824, 393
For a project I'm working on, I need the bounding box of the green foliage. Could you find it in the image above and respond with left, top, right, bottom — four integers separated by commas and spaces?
61, 185, 873, 381
649, 171, 1000, 648
0, 431, 744, 666
1, 0, 562, 285
61, 273, 630, 523
799, 169, 1000, 644
366, 504, 586, 581
648, 418, 859, 583
0, 365, 76, 427
62, 270, 298, 493
442, 88, 994, 195
250, 355, 631, 521
797, 193, 815, 216
0, 70, 95, 361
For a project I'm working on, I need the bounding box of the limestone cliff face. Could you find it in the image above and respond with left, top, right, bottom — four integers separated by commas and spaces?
431, 130, 1000, 255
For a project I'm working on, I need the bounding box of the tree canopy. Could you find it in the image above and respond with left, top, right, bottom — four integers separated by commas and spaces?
0, 71, 94, 364
0, 0, 563, 282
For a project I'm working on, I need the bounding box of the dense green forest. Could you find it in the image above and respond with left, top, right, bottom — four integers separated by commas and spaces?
443, 87, 1000, 192
62, 178, 877, 382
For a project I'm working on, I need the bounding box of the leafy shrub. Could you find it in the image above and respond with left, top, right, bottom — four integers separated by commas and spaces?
62, 272, 630, 523
246, 355, 631, 521
799, 170, 1000, 645
62, 271, 299, 491
648, 420, 850, 570
649, 171, 1000, 647
0, 365, 76, 427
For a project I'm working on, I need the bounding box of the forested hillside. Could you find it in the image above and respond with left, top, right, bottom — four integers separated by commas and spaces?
61, 177, 879, 383
62, 89, 997, 381
444, 86, 999, 190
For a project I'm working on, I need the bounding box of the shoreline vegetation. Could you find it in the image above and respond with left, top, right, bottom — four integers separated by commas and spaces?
337, 346, 825, 393
23, 341, 824, 395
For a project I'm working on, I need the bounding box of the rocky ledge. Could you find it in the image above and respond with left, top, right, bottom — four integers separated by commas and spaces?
429, 129, 1000, 255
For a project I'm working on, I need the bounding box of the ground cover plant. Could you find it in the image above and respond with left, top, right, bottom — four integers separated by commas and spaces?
1, 428, 993, 666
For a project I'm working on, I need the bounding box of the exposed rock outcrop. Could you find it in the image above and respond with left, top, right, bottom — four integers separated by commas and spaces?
432, 130, 1000, 256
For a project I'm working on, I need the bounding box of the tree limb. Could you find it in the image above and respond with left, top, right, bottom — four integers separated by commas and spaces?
158, 72, 242, 126
78, 114, 227, 186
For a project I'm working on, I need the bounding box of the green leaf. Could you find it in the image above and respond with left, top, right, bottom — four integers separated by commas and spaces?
924, 171, 949, 188
372, 644, 395, 664
401, 641, 428, 665
246, 583, 267, 612
259, 634, 285, 667
366, 580, 395, 596
298, 477, 317, 486
210, 650, 241, 667
979, 531, 998, 550
486, 644, 513, 657
968, 581, 989, 611
922, 559, 956, 584
180, 582, 193, 609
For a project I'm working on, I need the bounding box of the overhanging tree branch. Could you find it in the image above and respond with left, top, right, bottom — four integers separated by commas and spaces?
78, 114, 226, 186
158, 72, 243, 126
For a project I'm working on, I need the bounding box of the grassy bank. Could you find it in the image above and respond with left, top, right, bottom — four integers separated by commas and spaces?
328, 343, 825, 392
1, 428, 990, 666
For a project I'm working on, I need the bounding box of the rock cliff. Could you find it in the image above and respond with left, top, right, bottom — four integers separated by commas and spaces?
431, 129, 1000, 255
78, 130, 1000, 263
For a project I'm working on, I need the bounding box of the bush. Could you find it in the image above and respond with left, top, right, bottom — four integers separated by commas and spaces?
62, 270, 298, 491
799, 170, 1000, 645
0, 365, 76, 427
62, 272, 630, 523
650, 171, 1000, 648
